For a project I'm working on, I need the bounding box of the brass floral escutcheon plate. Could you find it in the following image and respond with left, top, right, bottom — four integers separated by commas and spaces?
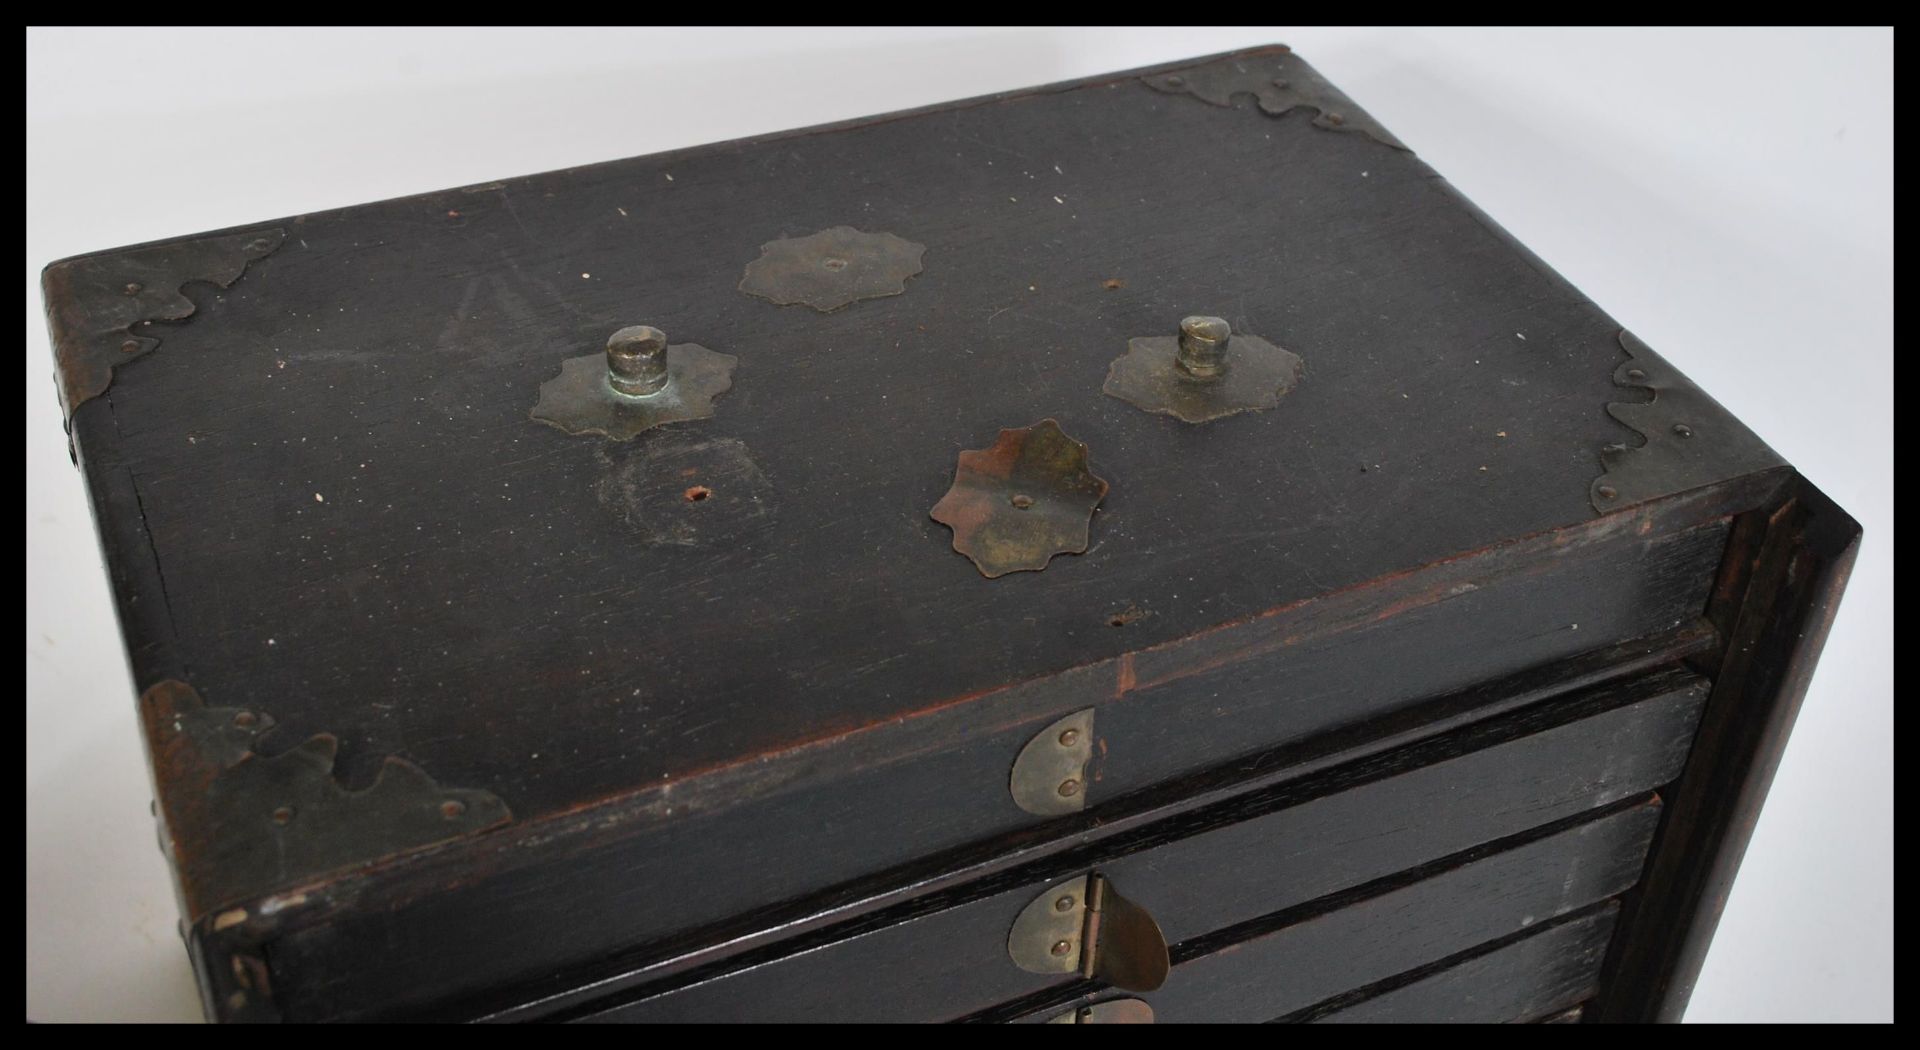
738, 226, 926, 312
930, 419, 1108, 578
1105, 316, 1304, 424
531, 327, 738, 441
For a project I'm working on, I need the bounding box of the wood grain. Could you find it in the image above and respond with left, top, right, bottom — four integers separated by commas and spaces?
1296, 904, 1616, 1023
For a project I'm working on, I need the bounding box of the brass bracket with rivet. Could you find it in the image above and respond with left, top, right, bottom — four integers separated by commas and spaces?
138, 679, 510, 921
1010, 708, 1096, 816
1104, 315, 1303, 423
530, 325, 738, 440
1588, 330, 1783, 514
43, 226, 286, 427
1141, 52, 1408, 151
1008, 873, 1170, 993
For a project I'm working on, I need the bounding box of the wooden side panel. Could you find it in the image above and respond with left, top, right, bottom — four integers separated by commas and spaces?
1598, 480, 1863, 1020
569, 673, 1701, 1022
1298, 904, 1616, 1023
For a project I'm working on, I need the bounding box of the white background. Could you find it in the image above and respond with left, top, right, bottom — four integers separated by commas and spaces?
26, 27, 1892, 1023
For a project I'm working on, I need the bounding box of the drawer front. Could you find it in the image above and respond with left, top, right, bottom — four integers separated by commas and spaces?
572, 670, 1703, 1023
1300, 903, 1617, 1023
1014, 800, 1658, 1023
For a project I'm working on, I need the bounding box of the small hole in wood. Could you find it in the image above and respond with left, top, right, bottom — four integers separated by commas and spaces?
822, 257, 848, 271
684, 486, 712, 503
271, 806, 295, 825
1107, 605, 1146, 628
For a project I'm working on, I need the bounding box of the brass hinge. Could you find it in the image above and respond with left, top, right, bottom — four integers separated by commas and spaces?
1010, 708, 1096, 816
1046, 999, 1156, 1024
1007, 873, 1170, 993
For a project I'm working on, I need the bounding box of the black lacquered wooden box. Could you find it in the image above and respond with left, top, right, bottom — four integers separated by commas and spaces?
41, 46, 1858, 1023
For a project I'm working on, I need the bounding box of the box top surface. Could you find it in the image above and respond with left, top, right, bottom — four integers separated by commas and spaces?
47, 46, 1780, 915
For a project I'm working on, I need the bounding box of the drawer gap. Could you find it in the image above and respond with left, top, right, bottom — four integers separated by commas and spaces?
1271, 898, 1620, 1023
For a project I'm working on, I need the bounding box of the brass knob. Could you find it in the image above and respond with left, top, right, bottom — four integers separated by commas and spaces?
1176, 315, 1231, 377
605, 325, 671, 396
